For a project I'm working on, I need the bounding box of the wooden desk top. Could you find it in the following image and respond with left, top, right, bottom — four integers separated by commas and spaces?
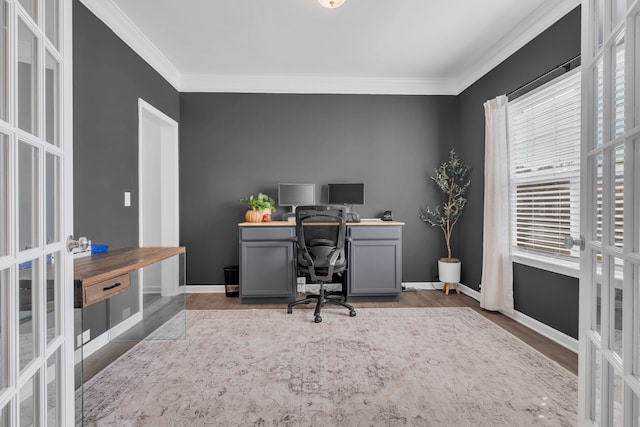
74, 247, 185, 287
238, 221, 405, 227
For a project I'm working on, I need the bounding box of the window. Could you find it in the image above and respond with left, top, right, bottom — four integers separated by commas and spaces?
508, 68, 581, 271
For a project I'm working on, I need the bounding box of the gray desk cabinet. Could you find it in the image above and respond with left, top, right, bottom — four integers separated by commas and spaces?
347, 225, 402, 301
239, 226, 295, 303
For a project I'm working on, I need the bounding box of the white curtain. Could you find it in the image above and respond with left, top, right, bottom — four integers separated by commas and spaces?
480, 95, 513, 314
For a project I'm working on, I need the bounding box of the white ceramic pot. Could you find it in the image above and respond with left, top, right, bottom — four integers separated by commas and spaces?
438, 259, 461, 283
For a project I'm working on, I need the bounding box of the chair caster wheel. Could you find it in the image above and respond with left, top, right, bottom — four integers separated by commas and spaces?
314, 316, 322, 323
287, 307, 292, 314
350, 311, 356, 317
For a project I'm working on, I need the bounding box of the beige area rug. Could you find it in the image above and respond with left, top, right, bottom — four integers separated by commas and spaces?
82, 307, 577, 426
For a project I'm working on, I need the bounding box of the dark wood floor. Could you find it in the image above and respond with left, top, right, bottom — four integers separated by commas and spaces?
187, 290, 578, 375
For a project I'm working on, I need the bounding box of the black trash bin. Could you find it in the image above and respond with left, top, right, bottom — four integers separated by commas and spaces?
224, 265, 239, 297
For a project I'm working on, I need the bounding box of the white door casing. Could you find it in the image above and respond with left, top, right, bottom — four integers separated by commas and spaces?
138, 98, 179, 298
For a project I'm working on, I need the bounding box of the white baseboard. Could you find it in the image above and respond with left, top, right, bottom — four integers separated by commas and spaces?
79, 330, 110, 360
504, 309, 578, 353
447, 282, 578, 354
109, 311, 143, 340
186, 285, 225, 293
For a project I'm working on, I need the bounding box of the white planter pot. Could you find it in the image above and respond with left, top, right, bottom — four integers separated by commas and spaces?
438, 259, 461, 284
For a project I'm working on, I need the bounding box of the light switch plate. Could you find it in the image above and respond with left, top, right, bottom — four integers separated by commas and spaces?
124, 191, 131, 207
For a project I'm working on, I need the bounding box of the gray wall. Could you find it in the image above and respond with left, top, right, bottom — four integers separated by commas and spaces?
73, 0, 179, 337
456, 6, 581, 338
180, 93, 458, 284
73, 0, 179, 248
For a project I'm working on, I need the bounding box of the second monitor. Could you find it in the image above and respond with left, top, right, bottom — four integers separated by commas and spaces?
327, 183, 365, 206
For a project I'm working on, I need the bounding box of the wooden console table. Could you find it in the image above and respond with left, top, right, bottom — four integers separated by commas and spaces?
74, 247, 186, 308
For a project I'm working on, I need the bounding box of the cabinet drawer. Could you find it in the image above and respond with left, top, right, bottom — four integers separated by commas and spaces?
348, 226, 401, 240
240, 227, 294, 241
83, 273, 131, 307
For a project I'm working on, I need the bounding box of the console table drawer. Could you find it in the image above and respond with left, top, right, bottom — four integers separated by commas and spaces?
348, 226, 401, 240
83, 273, 131, 307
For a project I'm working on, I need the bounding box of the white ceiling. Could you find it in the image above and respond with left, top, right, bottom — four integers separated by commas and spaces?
82, 0, 580, 94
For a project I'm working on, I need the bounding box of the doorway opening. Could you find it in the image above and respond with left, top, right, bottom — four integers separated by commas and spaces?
138, 99, 180, 298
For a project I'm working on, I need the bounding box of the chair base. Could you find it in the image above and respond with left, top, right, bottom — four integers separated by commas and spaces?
287, 285, 356, 323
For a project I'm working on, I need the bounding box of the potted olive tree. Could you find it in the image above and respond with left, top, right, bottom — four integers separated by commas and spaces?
240, 193, 276, 223
419, 150, 470, 294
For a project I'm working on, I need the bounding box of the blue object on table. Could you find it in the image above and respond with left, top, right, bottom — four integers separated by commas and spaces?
91, 244, 109, 254
19, 260, 32, 270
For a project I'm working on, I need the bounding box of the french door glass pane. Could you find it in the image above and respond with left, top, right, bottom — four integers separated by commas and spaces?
19, 257, 38, 373
614, 145, 624, 248
595, 59, 604, 148
0, 0, 7, 121
590, 344, 602, 422
46, 349, 59, 426
17, 19, 38, 136
614, 0, 625, 27
19, 373, 38, 426
636, 264, 640, 377
18, 0, 36, 22
0, 268, 7, 392
636, 15, 640, 128
45, 152, 60, 243
613, 372, 623, 425
614, 36, 625, 138
0, 133, 7, 256
0, 402, 8, 425
18, 141, 38, 251
594, 251, 603, 334
611, 257, 623, 357
45, 51, 59, 147
45, 0, 59, 50
46, 250, 60, 345
596, 0, 605, 52
595, 154, 604, 242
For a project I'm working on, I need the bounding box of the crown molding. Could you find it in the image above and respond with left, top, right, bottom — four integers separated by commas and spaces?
78, 0, 181, 90
79, 0, 579, 96
453, 0, 581, 94
180, 74, 458, 95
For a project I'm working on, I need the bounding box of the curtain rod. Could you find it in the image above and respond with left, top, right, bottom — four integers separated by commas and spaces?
507, 54, 581, 98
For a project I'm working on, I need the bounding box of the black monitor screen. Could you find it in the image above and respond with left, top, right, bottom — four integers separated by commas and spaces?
327, 183, 365, 205
278, 183, 315, 207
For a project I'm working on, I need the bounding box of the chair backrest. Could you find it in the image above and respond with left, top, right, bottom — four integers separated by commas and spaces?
295, 205, 347, 282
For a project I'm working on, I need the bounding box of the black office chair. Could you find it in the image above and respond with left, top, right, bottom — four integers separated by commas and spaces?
287, 205, 356, 323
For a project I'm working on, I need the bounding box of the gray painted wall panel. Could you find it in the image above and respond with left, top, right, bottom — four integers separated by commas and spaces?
180, 93, 458, 284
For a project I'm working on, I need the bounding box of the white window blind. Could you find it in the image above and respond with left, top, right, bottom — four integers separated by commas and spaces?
508, 68, 581, 262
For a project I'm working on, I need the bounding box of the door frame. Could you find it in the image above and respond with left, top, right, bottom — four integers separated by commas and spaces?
137, 98, 179, 298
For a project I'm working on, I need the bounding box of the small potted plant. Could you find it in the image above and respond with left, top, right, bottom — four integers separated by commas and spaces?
240, 193, 276, 223
419, 150, 470, 294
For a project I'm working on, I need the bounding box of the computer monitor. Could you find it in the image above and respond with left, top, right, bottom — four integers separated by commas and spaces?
327, 183, 365, 206
278, 183, 315, 210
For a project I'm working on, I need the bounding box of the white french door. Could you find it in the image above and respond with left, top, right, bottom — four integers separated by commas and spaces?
0, 0, 73, 425
579, 0, 640, 425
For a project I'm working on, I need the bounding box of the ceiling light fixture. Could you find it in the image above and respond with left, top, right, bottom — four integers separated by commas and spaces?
318, 0, 345, 8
